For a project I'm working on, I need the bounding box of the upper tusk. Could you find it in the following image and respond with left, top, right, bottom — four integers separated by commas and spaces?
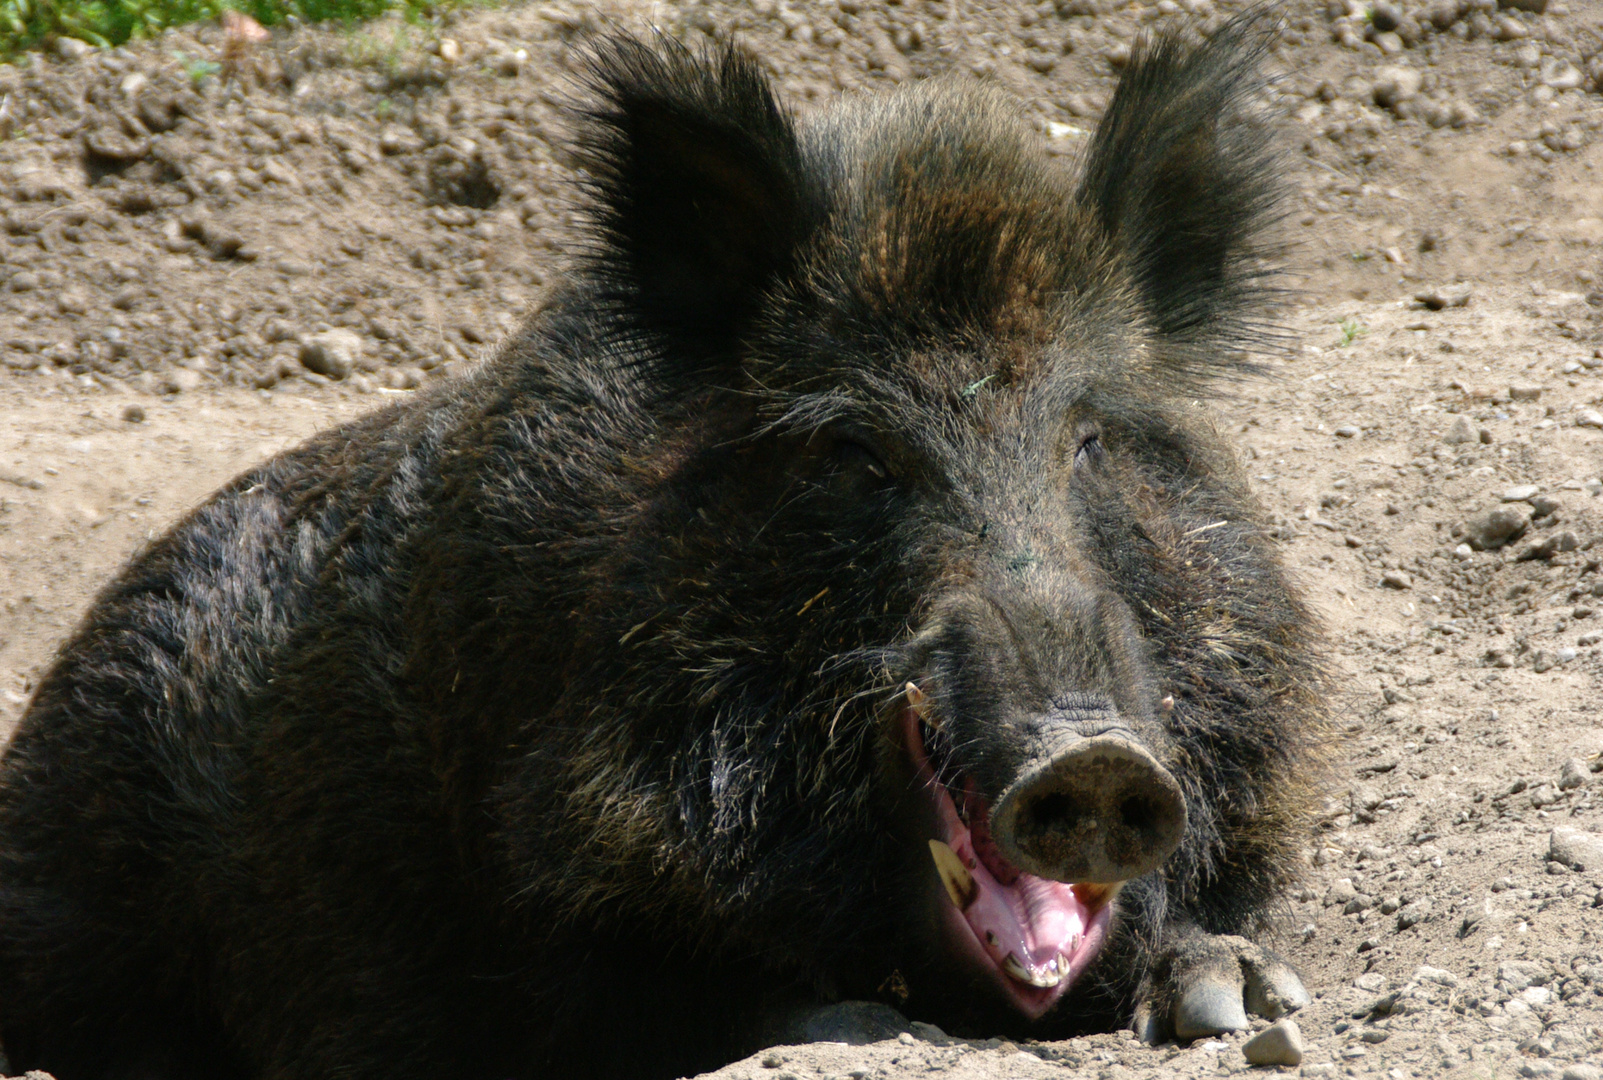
929, 838, 977, 910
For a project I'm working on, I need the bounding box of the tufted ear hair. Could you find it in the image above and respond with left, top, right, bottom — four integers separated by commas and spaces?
1075, 12, 1285, 380
574, 35, 815, 389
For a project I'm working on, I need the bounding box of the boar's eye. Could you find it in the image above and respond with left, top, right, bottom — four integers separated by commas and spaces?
1073, 433, 1104, 472
836, 438, 889, 482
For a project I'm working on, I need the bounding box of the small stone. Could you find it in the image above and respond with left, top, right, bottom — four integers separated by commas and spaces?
1509, 385, 1544, 402
493, 48, 527, 77
1462, 506, 1529, 550
1529, 494, 1561, 518
1372, 65, 1422, 110
1381, 570, 1412, 590
1324, 879, 1359, 907
56, 36, 94, 59
1453, 543, 1473, 561
1414, 965, 1457, 986
1562, 1065, 1603, 1080
438, 37, 460, 62
1520, 531, 1580, 562
121, 405, 146, 423
1550, 827, 1603, 871
1360, 1028, 1391, 1044
1354, 972, 1387, 992
1346, 893, 1378, 915
1559, 759, 1588, 790
1502, 485, 1541, 502
1532, 651, 1556, 673
1499, 960, 1550, 992
1415, 283, 1472, 310
1242, 1019, 1304, 1067
1396, 898, 1432, 929
1335, 425, 1361, 438
1443, 415, 1477, 444
299, 330, 363, 380
1576, 409, 1603, 429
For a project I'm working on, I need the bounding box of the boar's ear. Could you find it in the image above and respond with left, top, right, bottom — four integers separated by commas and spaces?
1075, 14, 1283, 378
574, 36, 812, 386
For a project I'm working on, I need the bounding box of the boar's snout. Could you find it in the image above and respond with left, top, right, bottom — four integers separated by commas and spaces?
990, 734, 1186, 885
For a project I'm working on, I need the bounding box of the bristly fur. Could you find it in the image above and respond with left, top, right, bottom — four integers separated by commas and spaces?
0, 16, 1327, 1080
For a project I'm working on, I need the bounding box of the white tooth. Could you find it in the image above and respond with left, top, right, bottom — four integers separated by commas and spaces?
905, 682, 938, 728
1002, 953, 1064, 988
929, 839, 977, 909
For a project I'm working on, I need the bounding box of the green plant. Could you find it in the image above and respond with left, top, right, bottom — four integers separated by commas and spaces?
173, 47, 218, 84
1337, 317, 1366, 347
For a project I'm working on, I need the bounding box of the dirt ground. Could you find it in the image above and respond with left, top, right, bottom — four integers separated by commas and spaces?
1, 0, 1602, 1076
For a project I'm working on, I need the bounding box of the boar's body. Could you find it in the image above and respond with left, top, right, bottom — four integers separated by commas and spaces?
0, 19, 1328, 1080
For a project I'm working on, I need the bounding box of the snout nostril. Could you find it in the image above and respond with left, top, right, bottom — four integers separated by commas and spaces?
1119, 794, 1162, 835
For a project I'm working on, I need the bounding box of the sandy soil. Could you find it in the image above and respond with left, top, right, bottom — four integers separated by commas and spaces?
2, 0, 1602, 1077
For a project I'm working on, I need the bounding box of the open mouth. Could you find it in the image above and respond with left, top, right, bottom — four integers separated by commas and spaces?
901, 685, 1119, 1020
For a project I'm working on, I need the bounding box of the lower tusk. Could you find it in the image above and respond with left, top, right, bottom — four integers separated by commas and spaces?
1002, 952, 1065, 988
928, 838, 977, 909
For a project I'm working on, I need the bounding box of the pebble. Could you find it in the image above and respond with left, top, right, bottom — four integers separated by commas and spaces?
56, 36, 94, 59
1415, 283, 1472, 310
1509, 385, 1544, 402
1520, 531, 1579, 561
1559, 759, 1589, 791
299, 330, 363, 380
1354, 971, 1387, 992
1532, 651, 1557, 673
1325, 879, 1359, 907
1562, 1066, 1603, 1080
1550, 827, 1603, 872
1461, 506, 1529, 550
1242, 1019, 1303, 1067
1396, 898, 1432, 929
1371, 65, 1421, 110
1381, 570, 1412, 590
1576, 408, 1603, 429
1501, 485, 1540, 502
1529, 494, 1561, 517
1334, 425, 1361, 438
1414, 965, 1457, 986
1443, 415, 1478, 444
121, 405, 146, 424
1499, 960, 1549, 992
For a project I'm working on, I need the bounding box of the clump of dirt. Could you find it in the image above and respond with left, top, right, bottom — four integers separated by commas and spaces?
2, 1, 1603, 1078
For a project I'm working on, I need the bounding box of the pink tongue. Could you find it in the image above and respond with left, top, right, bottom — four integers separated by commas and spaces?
949, 828, 1088, 984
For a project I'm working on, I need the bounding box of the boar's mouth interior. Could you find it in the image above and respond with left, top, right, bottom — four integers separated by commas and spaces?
901, 706, 1119, 1020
